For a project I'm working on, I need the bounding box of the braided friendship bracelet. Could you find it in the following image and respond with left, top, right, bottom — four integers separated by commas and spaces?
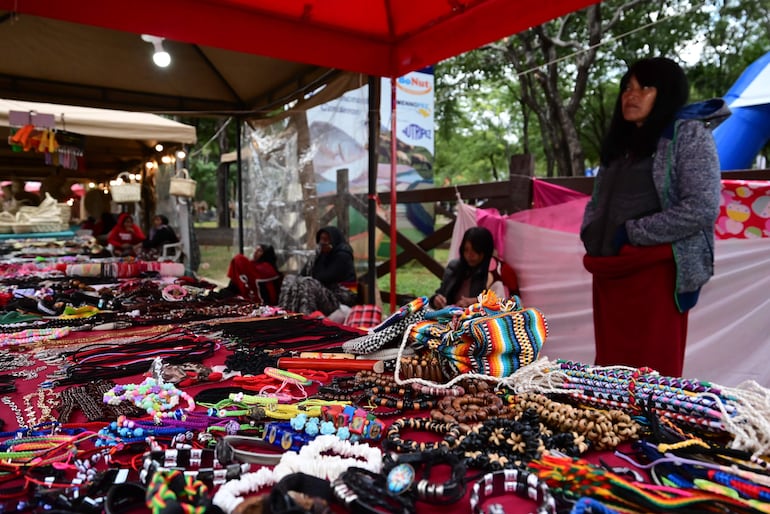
469, 468, 557, 514
146, 469, 214, 514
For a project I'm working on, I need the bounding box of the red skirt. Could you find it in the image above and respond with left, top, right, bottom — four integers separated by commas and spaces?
583, 244, 688, 377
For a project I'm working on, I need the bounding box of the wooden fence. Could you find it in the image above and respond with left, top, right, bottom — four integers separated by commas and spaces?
317, 159, 770, 304
205, 157, 770, 305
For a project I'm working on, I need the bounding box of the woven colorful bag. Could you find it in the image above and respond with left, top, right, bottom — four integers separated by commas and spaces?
438, 307, 548, 378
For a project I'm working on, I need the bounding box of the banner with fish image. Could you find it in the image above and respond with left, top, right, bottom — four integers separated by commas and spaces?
305, 68, 436, 247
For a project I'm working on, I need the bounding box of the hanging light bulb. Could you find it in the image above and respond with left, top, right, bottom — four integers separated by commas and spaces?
141, 34, 171, 68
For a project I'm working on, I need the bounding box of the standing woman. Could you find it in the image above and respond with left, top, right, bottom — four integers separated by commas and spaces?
279, 226, 357, 315
580, 57, 729, 377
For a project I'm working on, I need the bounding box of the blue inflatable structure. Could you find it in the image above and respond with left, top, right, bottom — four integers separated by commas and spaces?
714, 50, 770, 170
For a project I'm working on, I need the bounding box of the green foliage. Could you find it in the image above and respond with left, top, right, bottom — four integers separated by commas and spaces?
177, 116, 236, 207
434, 0, 770, 180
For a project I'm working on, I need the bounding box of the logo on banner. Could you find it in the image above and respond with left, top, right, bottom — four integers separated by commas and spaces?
397, 76, 433, 95
402, 123, 432, 140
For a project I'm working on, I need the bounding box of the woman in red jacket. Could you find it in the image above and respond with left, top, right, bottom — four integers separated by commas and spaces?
107, 213, 145, 257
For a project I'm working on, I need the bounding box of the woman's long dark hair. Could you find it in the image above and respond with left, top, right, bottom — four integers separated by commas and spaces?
600, 57, 689, 166
458, 227, 494, 274
256, 244, 278, 267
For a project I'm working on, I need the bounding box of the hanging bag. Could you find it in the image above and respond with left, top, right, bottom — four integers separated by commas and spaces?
110, 172, 142, 203
169, 168, 197, 198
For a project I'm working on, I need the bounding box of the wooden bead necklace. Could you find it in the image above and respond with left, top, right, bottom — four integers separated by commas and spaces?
506, 392, 640, 451
431, 391, 511, 430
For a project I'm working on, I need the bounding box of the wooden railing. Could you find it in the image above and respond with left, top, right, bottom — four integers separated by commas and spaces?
205, 159, 770, 304
316, 160, 770, 304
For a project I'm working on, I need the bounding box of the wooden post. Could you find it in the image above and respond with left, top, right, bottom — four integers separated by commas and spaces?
293, 111, 319, 248
509, 154, 535, 212
336, 168, 349, 236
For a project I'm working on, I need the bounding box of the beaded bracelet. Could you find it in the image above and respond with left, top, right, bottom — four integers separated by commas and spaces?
469, 469, 557, 514
264, 422, 314, 452
95, 417, 189, 447
140, 448, 249, 487
215, 435, 285, 466
333, 466, 415, 514
273, 434, 383, 482
212, 466, 277, 514
384, 417, 462, 453
383, 449, 467, 504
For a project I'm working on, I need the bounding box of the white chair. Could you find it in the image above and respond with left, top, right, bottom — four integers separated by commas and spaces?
160, 242, 184, 262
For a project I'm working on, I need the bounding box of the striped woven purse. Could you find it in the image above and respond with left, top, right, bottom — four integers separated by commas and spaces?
438, 307, 548, 378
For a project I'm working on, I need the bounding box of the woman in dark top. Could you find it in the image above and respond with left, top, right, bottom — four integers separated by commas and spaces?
138, 214, 178, 261
279, 226, 357, 315
580, 57, 726, 377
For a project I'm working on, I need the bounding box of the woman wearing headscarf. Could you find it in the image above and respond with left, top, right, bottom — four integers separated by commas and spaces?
137, 214, 178, 261
279, 226, 357, 315
106, 213, 145, 257
580, 57, 728, 377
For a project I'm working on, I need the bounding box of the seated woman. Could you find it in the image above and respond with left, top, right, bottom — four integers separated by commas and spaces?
137, 214, 179, 261
430, 226, 518, 309
106, 213, 145, 257
279, 226, 357, 316
221, 244, 282, 305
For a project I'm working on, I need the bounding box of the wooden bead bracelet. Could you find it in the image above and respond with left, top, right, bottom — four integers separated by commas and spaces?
384, 417, 462, 453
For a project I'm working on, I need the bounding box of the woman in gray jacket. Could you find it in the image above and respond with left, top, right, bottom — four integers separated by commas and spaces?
580, 57, 729, 377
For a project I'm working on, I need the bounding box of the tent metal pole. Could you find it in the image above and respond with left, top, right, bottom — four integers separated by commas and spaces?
367, 76, 380, 305
389, 78, 397, 311
236, 116, 244, 254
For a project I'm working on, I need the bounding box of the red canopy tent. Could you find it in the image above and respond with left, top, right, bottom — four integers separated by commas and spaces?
2, 0, 598, 78
0, 0, 599, 306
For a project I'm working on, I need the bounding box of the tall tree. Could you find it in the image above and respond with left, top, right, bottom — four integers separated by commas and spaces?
435, 0, 769, 179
